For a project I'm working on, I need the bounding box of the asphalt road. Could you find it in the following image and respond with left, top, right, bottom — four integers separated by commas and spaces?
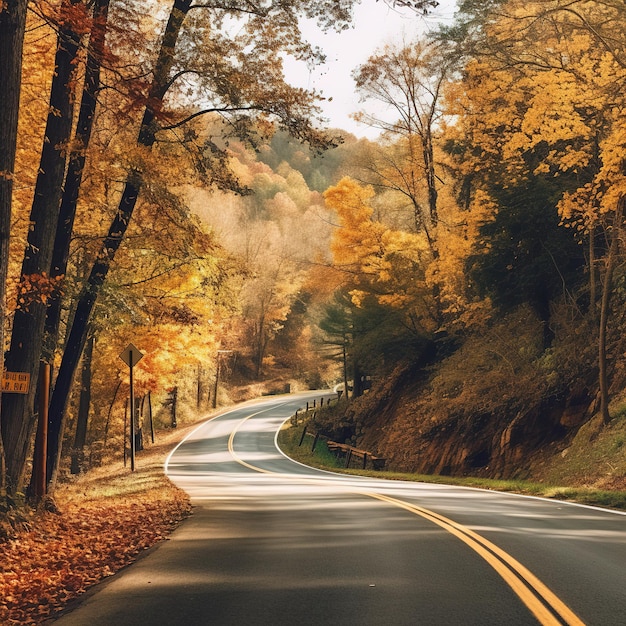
53, 391, 626, 625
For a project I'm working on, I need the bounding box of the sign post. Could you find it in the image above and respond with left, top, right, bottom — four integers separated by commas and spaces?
119, 343, 144, 471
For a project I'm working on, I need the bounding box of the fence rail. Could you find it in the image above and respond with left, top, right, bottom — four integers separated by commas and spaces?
298, 423, 386, 471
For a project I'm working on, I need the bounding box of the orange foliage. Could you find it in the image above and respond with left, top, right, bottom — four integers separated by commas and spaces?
15, 272, 64, 311
0, 489, 190, 625
324, 177, 434, 322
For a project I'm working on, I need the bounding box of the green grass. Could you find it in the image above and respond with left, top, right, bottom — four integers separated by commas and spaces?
279, 426, 343, 470
278, 424, 626, 511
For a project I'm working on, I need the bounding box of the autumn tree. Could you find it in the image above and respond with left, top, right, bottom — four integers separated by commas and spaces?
318, 291, 357, 400
466, 178, 585, 349
442, 0, 626, 422
257, 129, 364, 192
2, 0, 87, 494
0, 0, 448, 494
44, 0, 110, 359
0, 0, 29, 496
60, 187, 232, 474
230, 167, 324, 378
47, 0, 404, 489
323, 177, 437, 376
353, 39, 455, 248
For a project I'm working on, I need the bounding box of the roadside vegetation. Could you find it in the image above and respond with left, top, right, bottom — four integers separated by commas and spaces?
5, 2, 626, 610
278, 417, 626, 512
0, 423, 194, 625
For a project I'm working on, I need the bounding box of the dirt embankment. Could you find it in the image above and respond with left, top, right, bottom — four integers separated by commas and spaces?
315, 362, 625, 489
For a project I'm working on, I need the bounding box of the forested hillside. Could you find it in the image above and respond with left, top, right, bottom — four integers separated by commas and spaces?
306, 0, 626, 482
2, 0, 626, 514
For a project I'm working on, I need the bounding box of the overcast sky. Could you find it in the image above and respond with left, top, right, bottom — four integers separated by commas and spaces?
284, 0, 459, 138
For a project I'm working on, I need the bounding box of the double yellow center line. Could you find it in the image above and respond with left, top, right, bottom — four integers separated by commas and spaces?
227, 410, 585, 626
367, 491, 584, 626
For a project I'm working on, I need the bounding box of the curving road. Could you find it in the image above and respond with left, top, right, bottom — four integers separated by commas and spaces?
54, 391, 626, 625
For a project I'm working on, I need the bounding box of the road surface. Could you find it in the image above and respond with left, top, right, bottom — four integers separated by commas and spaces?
53, 391, 626, 625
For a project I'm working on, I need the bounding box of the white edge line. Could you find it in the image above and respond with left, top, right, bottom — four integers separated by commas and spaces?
164, 391, 334, 476
164, 396, 288, 475
273, 417, 626, 517
164, 393, 626, 518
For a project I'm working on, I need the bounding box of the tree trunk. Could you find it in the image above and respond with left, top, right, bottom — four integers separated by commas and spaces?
0, 0, 29, 497
45, 0, 194, 488
44, 0, 110, 359
254, 312, 266, 378
46, 177, 141, 487
170, 387, 178, 428
2, 0, 82, 493
103, 379, 122, 446
134, 397, 143, 452
422, 127, 438, 227
70, 333, 94, 474
589, 223, 596, 310
598, 203, 623, 424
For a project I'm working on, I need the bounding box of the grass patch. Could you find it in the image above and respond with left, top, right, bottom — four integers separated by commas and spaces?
279, 425, 343, 470
278, 423, 626, 511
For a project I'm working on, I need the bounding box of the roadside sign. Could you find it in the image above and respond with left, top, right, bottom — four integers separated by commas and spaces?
119, 343, 144, 367
119, 343, 143, 473
2, 371, 31, 394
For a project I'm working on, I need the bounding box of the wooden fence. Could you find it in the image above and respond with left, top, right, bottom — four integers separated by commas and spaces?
298, 423, 386, 471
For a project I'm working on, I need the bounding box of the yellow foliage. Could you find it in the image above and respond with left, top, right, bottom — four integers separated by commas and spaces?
444, 0, 626, 236
324, 177, 440, 332
10, 12, 57, 305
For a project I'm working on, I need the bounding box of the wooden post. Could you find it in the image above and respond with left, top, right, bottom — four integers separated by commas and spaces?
129, 349, 135, 472
363, 452, 368, 470
212, 354, 220, 409
123, 399, 128, 467
312, 432, 319, 451
197, 363, 202, 409
33, 362, 50, 501
299, 425, 307, 446
148, 391, 154, 443
119, 344, 143, 470
345, 449, 352, 468
171, 386, 178, 428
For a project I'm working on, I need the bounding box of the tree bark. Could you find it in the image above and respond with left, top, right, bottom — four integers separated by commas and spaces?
598, 204, 623, 424
2, 0, 82, 493
45, 0, 194, 488
44, 0, 110, 359
70, 333, 94, 474
46, 176, 141, 487
0, 0, 28, 497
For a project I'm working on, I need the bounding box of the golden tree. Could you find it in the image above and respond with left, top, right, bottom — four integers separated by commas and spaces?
443, 0, 626, 422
